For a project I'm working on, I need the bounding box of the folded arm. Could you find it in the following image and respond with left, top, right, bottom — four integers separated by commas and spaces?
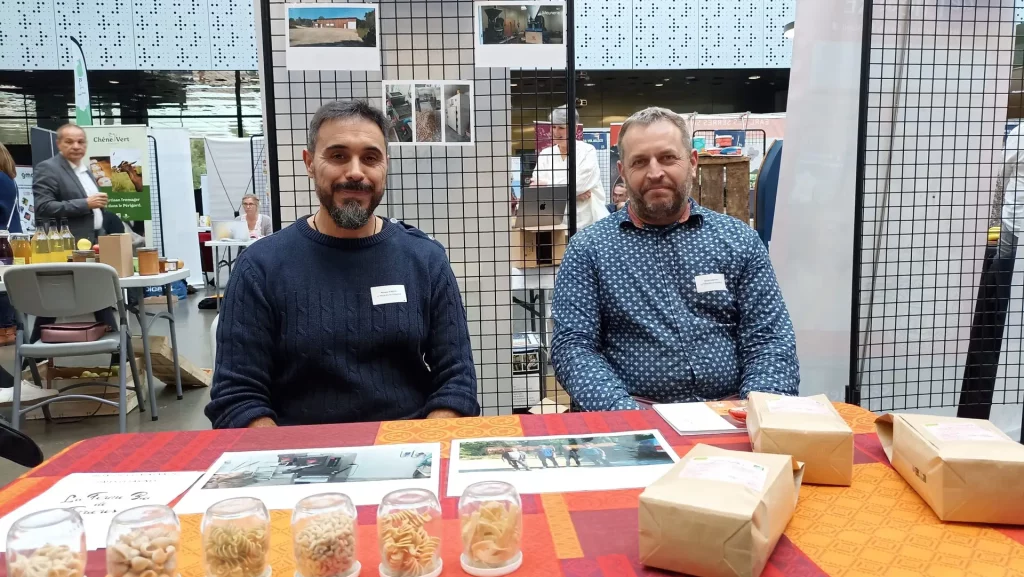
735, 233, 800, 397
551, 240, 639, 411
32, 166, 90, 220
205, 258, 279, 428
422, 259, 481, 418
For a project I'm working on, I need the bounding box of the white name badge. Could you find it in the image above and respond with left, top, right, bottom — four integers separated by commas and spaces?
694, 273, 727, 293
371, 285, 407, 305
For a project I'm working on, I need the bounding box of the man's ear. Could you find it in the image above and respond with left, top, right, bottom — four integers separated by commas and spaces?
301, 149, 315, 179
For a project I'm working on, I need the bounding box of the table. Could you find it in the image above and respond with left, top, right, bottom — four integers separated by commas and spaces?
204, 239, 257, 310
3, 404, 1023, 577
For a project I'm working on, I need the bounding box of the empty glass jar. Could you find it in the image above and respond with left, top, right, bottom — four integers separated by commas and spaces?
106, 504, 181, 577
292, 493, 360, 577
377, 488, 442, 577
201, 497, 272, 577
458, 481, 523, 576
6, 508, 87, 577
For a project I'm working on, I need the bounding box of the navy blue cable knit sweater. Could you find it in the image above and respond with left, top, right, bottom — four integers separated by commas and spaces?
205, 216, 480, 429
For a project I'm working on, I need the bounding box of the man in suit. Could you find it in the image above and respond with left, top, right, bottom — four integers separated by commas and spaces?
33, 124, 109, 243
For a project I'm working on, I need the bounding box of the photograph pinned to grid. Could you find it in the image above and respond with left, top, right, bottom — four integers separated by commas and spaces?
285, 3, 380, 71
384, 81, 475, 146
474, 0, 567, 68
443, 82, 474, 145
383, 82, 415, 144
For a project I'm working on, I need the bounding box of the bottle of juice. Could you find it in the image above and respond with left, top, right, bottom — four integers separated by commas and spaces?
47, 220, 63, 262
12, 234, 31, 264
32, 227, 50, 263
0, 229, 13, 266
60, 218, 74, 261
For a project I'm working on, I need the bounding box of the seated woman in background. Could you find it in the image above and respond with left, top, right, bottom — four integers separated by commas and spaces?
237, 194, 272, 239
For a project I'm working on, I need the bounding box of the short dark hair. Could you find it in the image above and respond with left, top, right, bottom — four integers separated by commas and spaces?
307, 100, 390, 152
618, 107, 692, 160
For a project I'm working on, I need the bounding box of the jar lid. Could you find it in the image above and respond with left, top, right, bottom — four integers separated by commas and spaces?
138, 248, 158, 253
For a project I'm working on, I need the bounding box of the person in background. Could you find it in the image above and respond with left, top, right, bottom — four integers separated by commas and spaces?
32, 124, 108, 244
607, 178, 628, 213
532, 106, 609, 230
564, 445, 581, 467
236, 194, 272, 239
206, 100, 480, 429
551, 107, 799, 412
537, 444, 559, 468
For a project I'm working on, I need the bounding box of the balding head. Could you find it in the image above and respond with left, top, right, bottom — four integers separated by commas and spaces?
56, 123, 88, 165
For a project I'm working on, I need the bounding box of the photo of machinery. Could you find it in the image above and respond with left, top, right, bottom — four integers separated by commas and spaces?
415, 83, 442, 143
444, 83, 473, 143
479, 3, 564, 45
384, 83, 413, 143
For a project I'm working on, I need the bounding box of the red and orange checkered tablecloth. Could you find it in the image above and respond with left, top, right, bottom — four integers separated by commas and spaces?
2, 405, 1024, 577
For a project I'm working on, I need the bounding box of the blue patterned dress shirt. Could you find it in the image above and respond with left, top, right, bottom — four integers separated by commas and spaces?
551, 199, 800, 411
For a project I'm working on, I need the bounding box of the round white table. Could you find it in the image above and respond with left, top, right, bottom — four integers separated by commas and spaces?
205, 239, 258, 310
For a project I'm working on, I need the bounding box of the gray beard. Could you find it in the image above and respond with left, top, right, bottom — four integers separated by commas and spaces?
328, 200, 371, 229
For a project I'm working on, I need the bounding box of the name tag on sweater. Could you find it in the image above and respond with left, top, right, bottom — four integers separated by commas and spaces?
371, 285, 407, 305
694, 274, 727, 293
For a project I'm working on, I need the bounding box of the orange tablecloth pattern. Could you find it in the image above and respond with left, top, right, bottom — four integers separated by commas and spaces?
1, 404, 1023, 577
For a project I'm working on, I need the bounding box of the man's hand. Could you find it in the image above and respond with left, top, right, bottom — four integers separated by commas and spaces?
87, 194, 109, 209
426, 409, 461, 419
577, 190, 592, 201
247, 417, 277, 428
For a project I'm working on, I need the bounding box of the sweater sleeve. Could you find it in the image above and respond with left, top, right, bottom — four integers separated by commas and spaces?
421, 258, 481, 417
0, 175, 22, 234
205, 256, 279, 428
551, 236, 639, 411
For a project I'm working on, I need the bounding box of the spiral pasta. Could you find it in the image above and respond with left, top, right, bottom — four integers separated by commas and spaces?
460, 501, 522, 568
203, 525, 270, 577
378, 510, 441, 577
293, 511, 357, 577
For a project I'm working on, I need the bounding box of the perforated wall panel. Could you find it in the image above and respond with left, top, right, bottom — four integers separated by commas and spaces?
209, 0, 259, 69
699, 0, 764, 68
0, 0, 59, 70
54, 0, 137, 69
763, 0, 794, 68
575, 0, 632, 69
633, 0, 699, 69
134, 0, 213, 69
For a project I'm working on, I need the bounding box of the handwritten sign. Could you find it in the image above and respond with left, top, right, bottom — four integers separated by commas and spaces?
0, 472, 202, 551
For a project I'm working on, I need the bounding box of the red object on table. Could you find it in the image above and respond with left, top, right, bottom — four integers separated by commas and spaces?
1, 407, 1023, 577
198, 231, 213, 273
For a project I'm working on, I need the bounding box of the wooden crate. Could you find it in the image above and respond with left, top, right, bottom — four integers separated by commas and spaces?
696, 156, 751, 222
15, 365, 140, 420
131, 335, 211, 388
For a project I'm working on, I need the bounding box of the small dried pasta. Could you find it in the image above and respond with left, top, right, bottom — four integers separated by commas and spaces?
293, 511, 357, 577
460, 501, 522, 568
203, 525, 270, 577
378, 510, 441, 577
9, 544, 85, 577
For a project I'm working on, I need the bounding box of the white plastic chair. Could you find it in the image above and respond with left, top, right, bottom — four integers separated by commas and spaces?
3, 263, 143, 433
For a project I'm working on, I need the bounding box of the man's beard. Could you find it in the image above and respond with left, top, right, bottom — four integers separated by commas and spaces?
316, 180, 383, 229
628, 175, 693, 223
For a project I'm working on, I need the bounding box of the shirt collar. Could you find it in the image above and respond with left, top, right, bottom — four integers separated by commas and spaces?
620, 198, 705, 230
66, 158, 85, 173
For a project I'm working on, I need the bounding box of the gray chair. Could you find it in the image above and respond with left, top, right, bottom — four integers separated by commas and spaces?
3, 263, 144, 433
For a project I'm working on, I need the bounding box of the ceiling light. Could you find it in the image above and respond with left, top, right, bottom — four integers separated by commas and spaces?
109, 80, 119, 84
510, 83, 518, 87
748, 75, 760, 80
655, 83, 664, 87
584, 82, 595, 86
663, 78, 670, 82
783, 22, 794, 39
686, 76, 697, 81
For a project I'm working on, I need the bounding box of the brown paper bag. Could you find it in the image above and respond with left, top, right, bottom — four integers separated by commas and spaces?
876, 413, 1024, 525
639, 444, 804, 577
746, 392, 854, 486
98, 234, 134, 278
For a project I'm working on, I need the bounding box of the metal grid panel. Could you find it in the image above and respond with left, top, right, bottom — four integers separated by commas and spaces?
148, 135, 164, 254
632, 0, 699, 69
250, 135, 272, 220
854, 0, 1022, 436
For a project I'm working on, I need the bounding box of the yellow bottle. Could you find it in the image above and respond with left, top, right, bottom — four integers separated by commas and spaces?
47, 221, 63, 262
60, 219, 74, 261
32, 228, 50, 263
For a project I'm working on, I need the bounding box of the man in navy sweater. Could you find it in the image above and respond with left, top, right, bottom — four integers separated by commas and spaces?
206, 100, 480, 429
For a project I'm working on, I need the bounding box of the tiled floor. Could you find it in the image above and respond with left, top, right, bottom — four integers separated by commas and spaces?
0, 292, 218, 485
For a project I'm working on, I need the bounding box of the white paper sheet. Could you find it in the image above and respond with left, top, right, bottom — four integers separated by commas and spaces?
653, 402, 742, 435
447, 430, 678, 497
173, 443, 441, 514
0, 472, 203, 551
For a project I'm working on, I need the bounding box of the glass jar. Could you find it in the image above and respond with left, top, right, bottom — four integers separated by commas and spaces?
138, 248, 160, 276
458, 481, 523, 576
6, 508, 87, 577
292, 493, 359, 577
106, 504, 181, 577
377, 488, 442, 577
201, 497, 271, 577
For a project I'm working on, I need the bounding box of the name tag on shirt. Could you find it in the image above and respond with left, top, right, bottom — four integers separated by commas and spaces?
371, 285, 407, 305
694, 274, 727, 293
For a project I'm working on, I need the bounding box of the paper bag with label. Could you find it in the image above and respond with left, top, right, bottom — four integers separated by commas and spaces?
98, 234, 134, 278
875, 413, 1024, 525
746, 392, 853, 486
639, 444, 804, 577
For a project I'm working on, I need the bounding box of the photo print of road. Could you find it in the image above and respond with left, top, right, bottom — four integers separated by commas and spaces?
447, 431, 678, 496
285, 3, 380, 71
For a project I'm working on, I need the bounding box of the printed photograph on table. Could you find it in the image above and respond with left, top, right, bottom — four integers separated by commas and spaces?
285, 4, 380, 71
447, 430, 678, 496
383, 83, 414, 144
443, 83, 474, 144
414, 83, 443, 143
474, 1, 566, 68
174, 443, 441, 513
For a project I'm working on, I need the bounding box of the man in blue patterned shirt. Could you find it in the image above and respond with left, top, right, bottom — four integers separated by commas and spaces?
551, 107, 799, 411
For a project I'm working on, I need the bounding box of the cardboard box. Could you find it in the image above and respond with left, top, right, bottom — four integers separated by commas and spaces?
639, 444, 804, 577
510, 228, 567, 268
98, 234, 134, 278
875, 414, 1024, 525
746, 392, 854, 486
4, 365, 141, 419
131, 335, 211, 388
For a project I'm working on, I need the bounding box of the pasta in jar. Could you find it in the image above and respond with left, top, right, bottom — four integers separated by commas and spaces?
201, 498, 271, 577
458, 481, 524, 576
377, 489, 443, 577
292, 493, 360, 577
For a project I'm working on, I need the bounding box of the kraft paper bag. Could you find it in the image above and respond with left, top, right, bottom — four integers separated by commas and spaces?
98, 234, 134, 278
638, 444, 805, 577
876, 413, 1024, 525
746, 392, 854, 486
